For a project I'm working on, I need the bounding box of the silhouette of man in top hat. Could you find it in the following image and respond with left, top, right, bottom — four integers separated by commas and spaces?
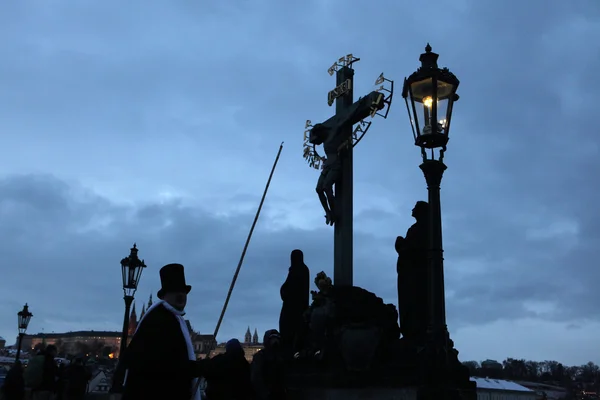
121, 263, 204, 400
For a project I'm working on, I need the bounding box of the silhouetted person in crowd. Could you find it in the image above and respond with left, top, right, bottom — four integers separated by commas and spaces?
395, 201, 430, 344
279, 249, 310, 357
121, 263, 204, 400
65, 358, 91, 400
251, 330, 286, 400
2, 361, 25, 400
55, 363, 66, 400
31, 344, 59, 400
204, 339, 254, 400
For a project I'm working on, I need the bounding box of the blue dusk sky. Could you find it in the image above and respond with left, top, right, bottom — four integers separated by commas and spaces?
0, 0, 599, 366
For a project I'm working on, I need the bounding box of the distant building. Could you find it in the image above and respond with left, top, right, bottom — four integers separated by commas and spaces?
0, 336, 5, 349
193, 334, 217, 358
515, 381, 568, 400
471, 377, 537, 400
21, 331, 122, 356
21, 294, 156, 358
128, 294, 154, 337
481, 359, 504, 370
209, 327, 263, 362
19, 294, 224, 360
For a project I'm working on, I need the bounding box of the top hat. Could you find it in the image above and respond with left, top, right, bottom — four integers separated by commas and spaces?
157, 263, 192, 299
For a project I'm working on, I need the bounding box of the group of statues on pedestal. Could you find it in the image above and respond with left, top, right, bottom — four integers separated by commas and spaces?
277, 201, 432, 371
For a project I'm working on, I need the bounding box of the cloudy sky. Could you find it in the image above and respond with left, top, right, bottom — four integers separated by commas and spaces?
1, 0, 599, 366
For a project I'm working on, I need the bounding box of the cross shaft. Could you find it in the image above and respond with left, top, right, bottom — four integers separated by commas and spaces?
308, 61, 386, 287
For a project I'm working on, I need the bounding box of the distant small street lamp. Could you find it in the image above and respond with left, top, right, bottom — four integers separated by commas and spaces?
118, 243, 146, 360
402, 44, 463, 396
15, 303, 33, 362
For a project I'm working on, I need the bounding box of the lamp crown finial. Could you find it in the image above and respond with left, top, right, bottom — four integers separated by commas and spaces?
425, 43, 432, 53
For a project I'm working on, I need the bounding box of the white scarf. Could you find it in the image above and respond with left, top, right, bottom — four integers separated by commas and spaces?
124, 300, 200, 400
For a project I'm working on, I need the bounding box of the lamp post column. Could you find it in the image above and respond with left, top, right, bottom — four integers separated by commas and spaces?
119, 295, 134, 359
15, 333, 24, 362
420, 159, 448, 344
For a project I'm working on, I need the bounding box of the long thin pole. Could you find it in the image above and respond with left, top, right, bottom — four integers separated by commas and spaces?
213, 142, 284, 339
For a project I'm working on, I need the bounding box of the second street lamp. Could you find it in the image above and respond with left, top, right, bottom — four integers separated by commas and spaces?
16, 303, 33, 362
118, 243, 146, 360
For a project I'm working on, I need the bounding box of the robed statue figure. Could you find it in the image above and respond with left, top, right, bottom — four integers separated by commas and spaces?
395, 201, 430, 344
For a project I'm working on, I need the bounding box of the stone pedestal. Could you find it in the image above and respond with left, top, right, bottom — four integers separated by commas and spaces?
290, 285, 476, 400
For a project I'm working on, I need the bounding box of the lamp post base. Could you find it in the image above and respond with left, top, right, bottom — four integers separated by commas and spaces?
416, 337, 475, 400
111, 295, 134, 393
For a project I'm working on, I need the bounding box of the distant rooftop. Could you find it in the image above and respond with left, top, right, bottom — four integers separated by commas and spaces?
195, 334, 216, 340
24, 331, 120, 338
470, 377, 533, 392
515, 381, 567, 391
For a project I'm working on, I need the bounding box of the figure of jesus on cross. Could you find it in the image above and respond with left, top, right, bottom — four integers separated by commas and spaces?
310, 91, 384, 225
303, 54, 393, 286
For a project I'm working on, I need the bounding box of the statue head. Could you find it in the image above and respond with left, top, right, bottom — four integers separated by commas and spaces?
309, 123, 329, 145
314, 271, 332, 292
412, 201, 429, 220
291, 249, 304, 266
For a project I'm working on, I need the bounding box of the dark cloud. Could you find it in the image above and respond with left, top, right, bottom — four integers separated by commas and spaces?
0, 0, 599, 365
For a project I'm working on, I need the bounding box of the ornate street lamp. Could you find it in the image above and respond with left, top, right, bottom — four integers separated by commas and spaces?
118, 243, 146, 359
15, 303, 33, 362
111, 244, 146, 394
402, 44, 466, 397
403, 43, 460, 165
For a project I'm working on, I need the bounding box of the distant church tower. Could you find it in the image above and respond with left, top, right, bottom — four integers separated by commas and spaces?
128, 302, 138, 336
140, 293, 152, 320
244, 327, 252, 344
252, 328, 259, 344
